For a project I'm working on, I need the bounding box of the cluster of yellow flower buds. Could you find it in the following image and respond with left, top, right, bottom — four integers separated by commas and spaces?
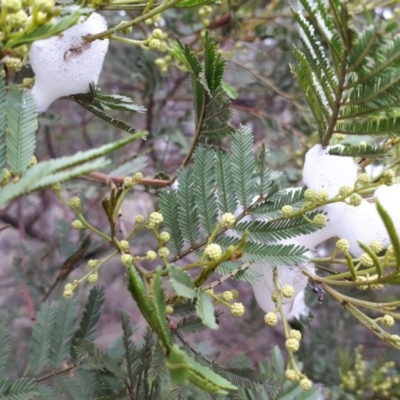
198, 5, 212, 28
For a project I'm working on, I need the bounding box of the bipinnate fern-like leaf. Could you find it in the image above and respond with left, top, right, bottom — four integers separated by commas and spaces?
49, 297, 78, 369
255, 144, 276, 198
215, 151, 238, 214
177, 32, 234, 140
35, 382, 60, 400
159, 189, 184, 255
71, 285, 105, 358
193, 147, 218, 234
231, 126, 256, 209
75, 84, 146, 113
73, 339, 127, 379
217, 262, 262, 283
176, 315, 207, 333
6, 87, 37, 176
120, 311, 137, 389
75, 85, 145, 134
293, 0, 400, 146
215, 354, 280, 394
175, 0, 220, 8
53, 375, 87, 400
73, 369, 110, 399
0, 132, 146, 208
0, 73, 6, 170
234, 212, 320, 243
28, 303, 56, 374
218, 237, 307, 265
240, 346, 319, 399
203, 31, 225, 94
252, 188, 306, 218
0, 322, 10, 377
176, 167, 200, 246
328, 142, 388, 158
0, 378, 38, 399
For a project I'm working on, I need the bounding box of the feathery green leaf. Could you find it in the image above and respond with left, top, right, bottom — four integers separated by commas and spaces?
218, 237, 308, 265
234, 213, 320, 242
53, 376, 86, 400
328, 142, 388, 158
0, 322, 10, 378
159, 189, 184, 255
215, 151, 238, 214
176, 168, 200, 246
50, 297, 78, 369
252, 188, 306, 218
231, 126, 256, 208
217, 262, 262, 283
6, 87, 37, 176
28, 303, 56, 374
71, 285, 105, 358
176, 0, 220, 7
0, 133, 146, 208
193, 147, 218, 234
74, 339, 127, 379
0, 378, 38, 399
0, 74, 5, 170
176, 315, 207, 333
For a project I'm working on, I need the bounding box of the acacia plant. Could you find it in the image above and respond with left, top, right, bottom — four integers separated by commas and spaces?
2, 0, 400, 399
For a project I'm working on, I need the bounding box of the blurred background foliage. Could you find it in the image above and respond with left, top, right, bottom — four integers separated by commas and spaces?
3, 0, 400, 398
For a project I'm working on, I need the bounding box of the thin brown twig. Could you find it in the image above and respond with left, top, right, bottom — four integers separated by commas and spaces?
21, 283, 36, 321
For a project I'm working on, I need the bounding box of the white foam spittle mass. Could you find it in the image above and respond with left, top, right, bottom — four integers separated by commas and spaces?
333, 200, 389, 257
29, 12, 109, 112
251, 249, 314, 320
303, 144, 358, 197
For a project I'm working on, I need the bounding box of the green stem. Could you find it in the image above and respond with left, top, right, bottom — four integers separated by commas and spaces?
77, 212, 111, 242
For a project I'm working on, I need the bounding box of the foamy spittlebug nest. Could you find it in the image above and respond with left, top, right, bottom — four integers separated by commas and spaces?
251, 144, 400, 319
252, 256, 315, 320
302, 144, 358, 197
29, 12, 109, 112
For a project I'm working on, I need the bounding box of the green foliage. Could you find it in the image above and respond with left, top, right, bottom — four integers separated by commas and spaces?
0, 132, 146, 207
252, 188, 306, 218
0, 322, 10, 377
292, 0, 400, 145
174, 32, 234, 140
241, 346, 319, 399
328, 142, 388, 158
234, 212, 321, 243
159, 190, 185, 254
216, 262, 262, 283
176, 0, 221, 8
0, 73, 6, 171
193, 147, 218, 234
71, 285, 105, 356
28, 303, 57, 374
75, 85, 146, 134
218, 238, 307, 265
0, 82, 38, 176
0, 378, 38, 400
231, 126, 256, 208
